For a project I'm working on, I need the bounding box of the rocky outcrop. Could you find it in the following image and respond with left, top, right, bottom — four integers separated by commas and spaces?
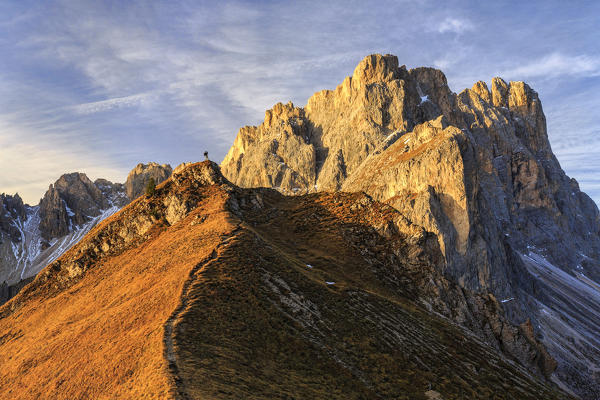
124, 162, 172, 200
39, 173, 108, 242
173, 162, 194, 175
221, 54, 600, 398
94, 179, 129, 208
221, 54, 459, 194
38, 185, 69, 242
0, 194, 27, 243
0, 277, 33, 305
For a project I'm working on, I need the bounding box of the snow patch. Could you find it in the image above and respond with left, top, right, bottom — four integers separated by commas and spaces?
5, 201, 123, 283
63, 201, 75, 217
520, 250, 600, 377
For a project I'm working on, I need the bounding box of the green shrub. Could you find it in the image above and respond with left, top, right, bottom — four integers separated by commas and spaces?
145, 178, 156, 197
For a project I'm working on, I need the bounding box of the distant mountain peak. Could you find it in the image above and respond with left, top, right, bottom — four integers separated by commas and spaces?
0, 161, 173, 296
125, 162, 173, 199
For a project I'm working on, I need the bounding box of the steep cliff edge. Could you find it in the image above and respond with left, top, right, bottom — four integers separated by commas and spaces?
221, 54, 600, 398
0, 162, 570, 399
39, 172, 110, 242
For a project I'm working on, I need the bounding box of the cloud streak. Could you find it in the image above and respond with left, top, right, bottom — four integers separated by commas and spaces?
0, 116, 124, 202
502, 52, 600, 80
71, 93, 155, 114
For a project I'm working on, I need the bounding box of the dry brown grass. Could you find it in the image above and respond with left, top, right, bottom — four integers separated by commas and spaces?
349, 133, 449, 195
0, 181, 235, 399
171, 189, 572, 399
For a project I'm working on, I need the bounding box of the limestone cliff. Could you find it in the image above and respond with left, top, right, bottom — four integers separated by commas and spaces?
38, 173, 109, 242
0, 194, 27, 243
222, 54, 600, 398
124, 162, 172, 200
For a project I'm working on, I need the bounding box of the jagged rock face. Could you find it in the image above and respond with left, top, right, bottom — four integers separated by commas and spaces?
124, 162, 172, 200
221, 54, 458, 194
39, 173, 108, 242
222, 54, 600, 398
0, 194, 27, 243
0, 173, 131, 291
38, 185, 69, 242
94, 179, 129, 208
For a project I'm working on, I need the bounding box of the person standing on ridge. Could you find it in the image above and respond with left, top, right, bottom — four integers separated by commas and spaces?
204, 151, 209, 161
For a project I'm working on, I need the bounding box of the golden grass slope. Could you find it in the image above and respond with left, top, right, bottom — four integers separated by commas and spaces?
0, 164, 235, 399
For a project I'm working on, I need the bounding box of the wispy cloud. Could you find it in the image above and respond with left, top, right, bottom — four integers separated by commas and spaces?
0, 116, 124, 202
501, 52, 600, 80
436, 17, 474, 34
71, 92, 156, 114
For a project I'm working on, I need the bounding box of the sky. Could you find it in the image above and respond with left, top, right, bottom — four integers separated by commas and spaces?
1, 0, 599, 205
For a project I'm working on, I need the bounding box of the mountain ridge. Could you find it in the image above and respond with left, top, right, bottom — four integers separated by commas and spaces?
0, 161, 571, 399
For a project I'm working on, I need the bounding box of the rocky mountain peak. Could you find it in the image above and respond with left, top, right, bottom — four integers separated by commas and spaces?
223, 53, 462, 196
471, 80, 491, 103
38, 172, 110, 242
351, 53, 400, 87
1, 193, 26, 221
221, 53, 600, 398
125, 162, 172, 200
0, 193, 27, 243
263, 101, 304, 129
53, 172, 108, 214
171, 160, 230, 187
461, 77, 550, 157
38, 185, 68, 242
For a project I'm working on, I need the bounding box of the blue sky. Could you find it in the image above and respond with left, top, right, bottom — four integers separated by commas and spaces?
1, 0, 599, 205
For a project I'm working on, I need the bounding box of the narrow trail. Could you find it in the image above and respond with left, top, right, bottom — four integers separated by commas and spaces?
163, 225, 242, 400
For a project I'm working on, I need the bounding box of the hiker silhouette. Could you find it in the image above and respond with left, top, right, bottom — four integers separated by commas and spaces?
204, 151, 209, 161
